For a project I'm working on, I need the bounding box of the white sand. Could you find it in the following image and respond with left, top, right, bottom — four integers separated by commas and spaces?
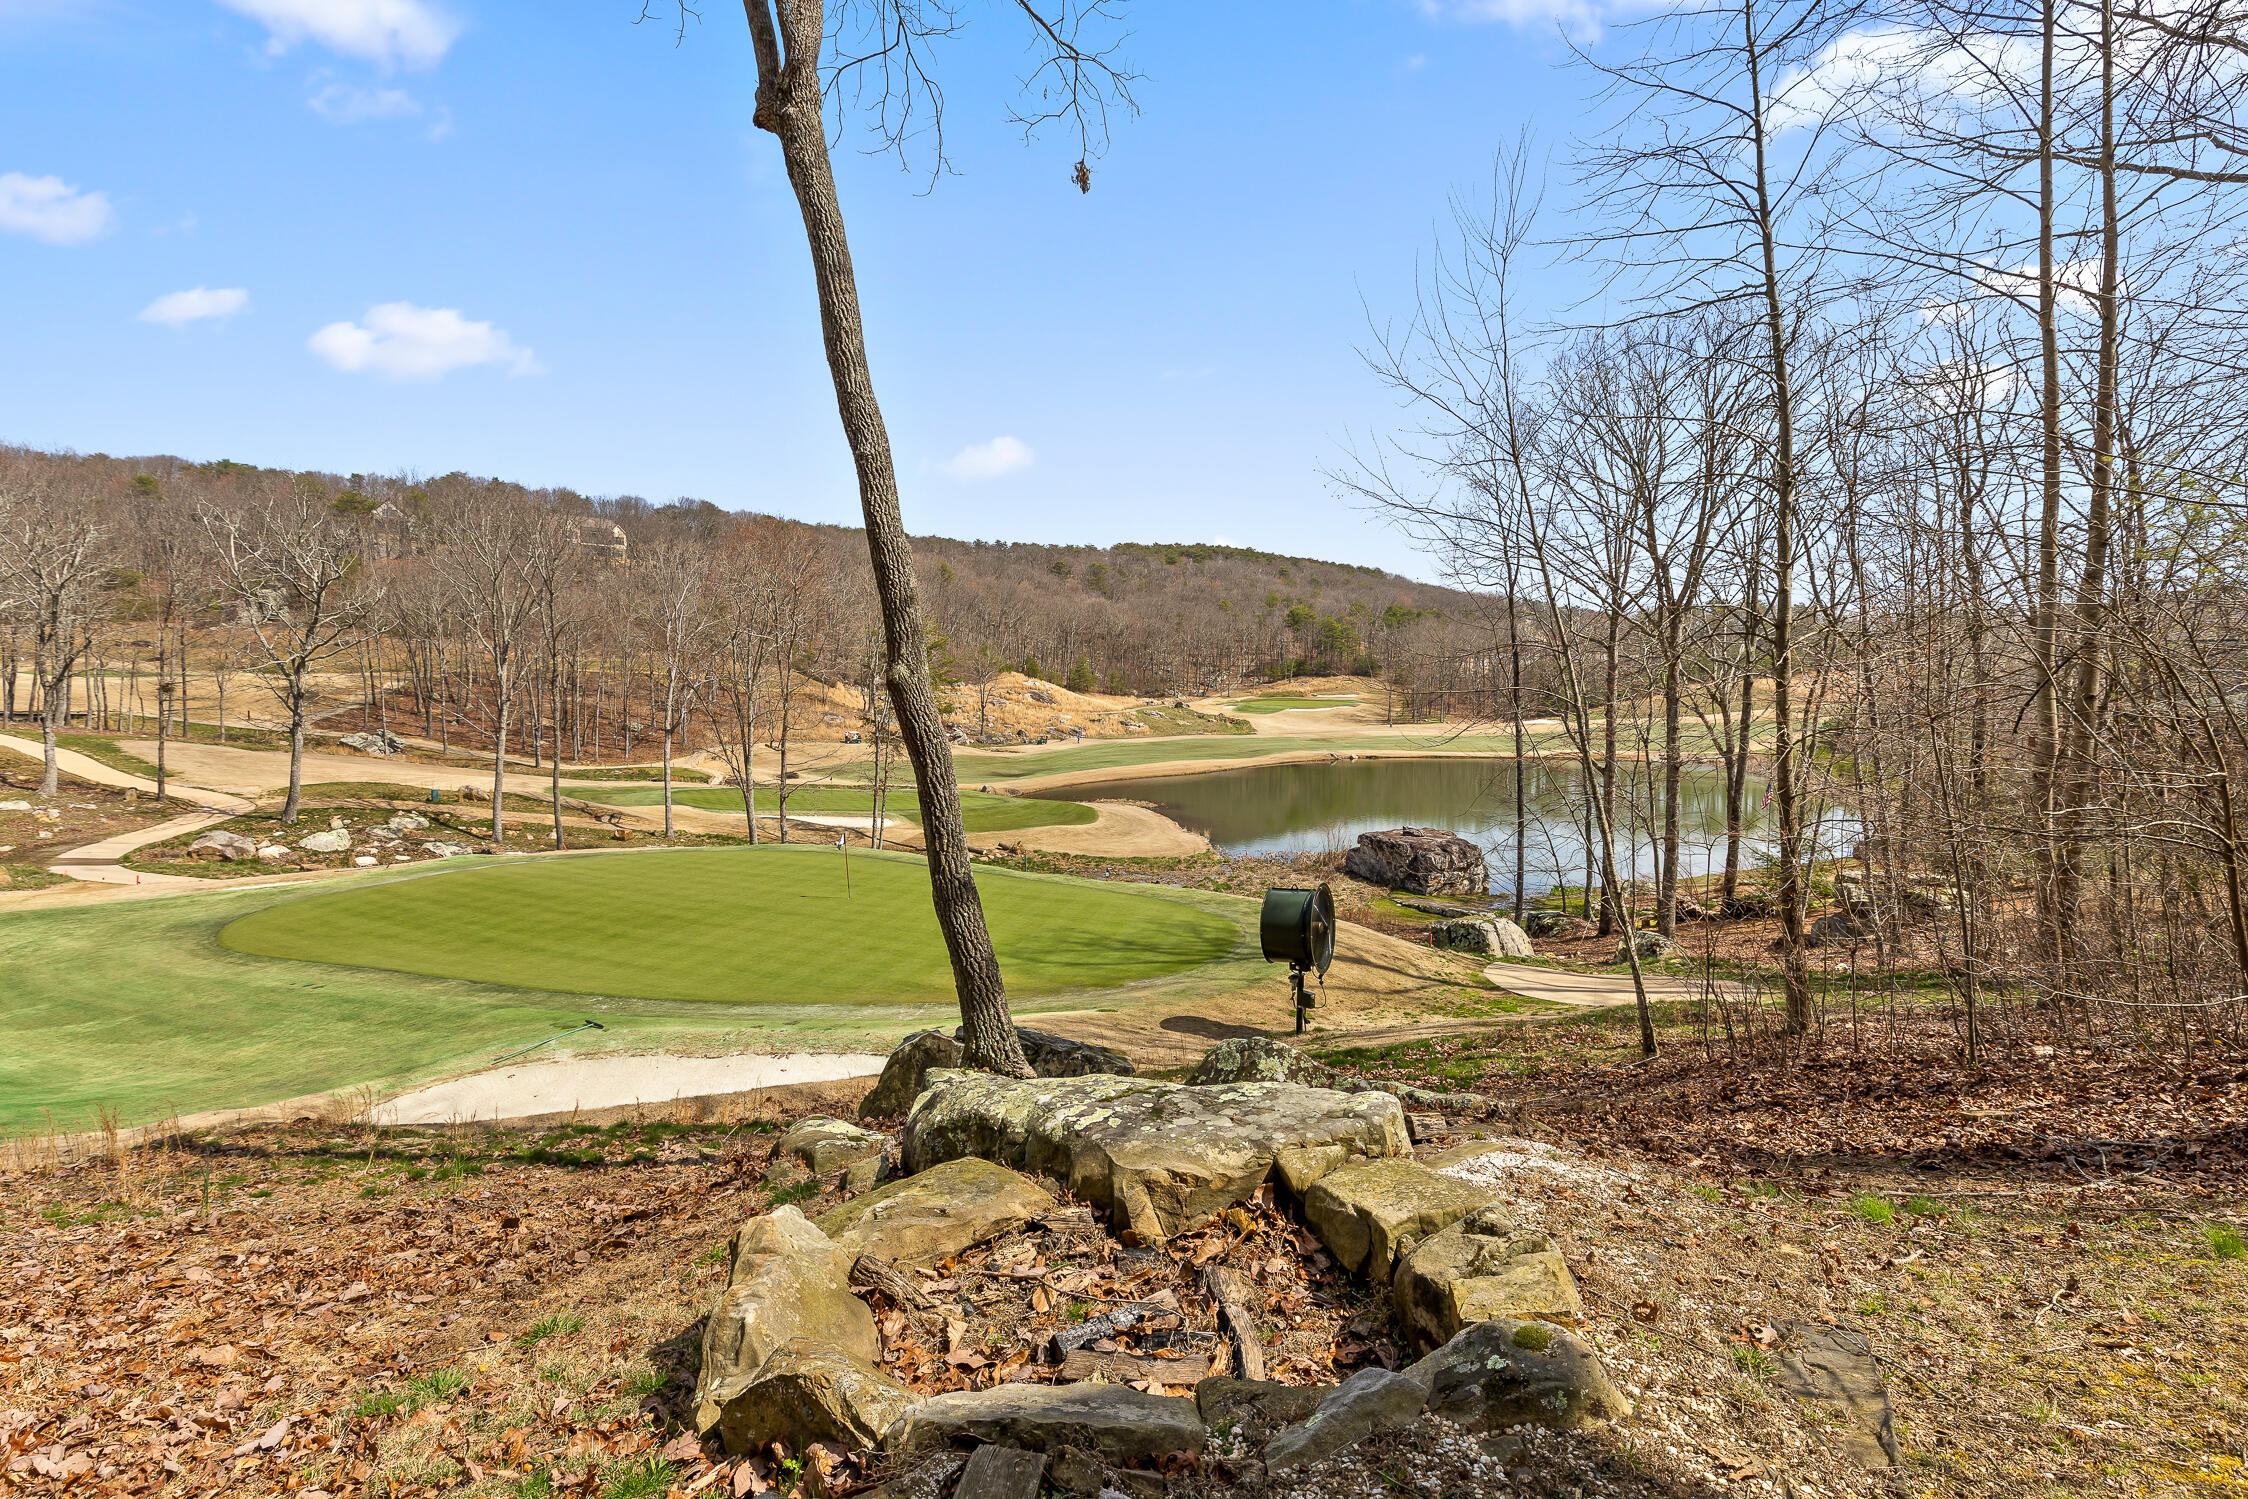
373, 1049, 886, 1125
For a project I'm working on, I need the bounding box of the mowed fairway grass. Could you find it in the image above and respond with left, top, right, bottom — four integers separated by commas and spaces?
2, 849, 1253, 1131
220, 846, 1233, 1006
570, 784, 1097, 832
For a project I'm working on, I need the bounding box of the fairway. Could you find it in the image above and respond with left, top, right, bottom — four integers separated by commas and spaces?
220, 846, 1235, 1005
570, 784, 1097, 831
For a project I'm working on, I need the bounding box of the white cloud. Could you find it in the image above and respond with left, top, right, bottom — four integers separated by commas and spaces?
940, 436, 1035, 480
217, 0, 459, 68
0, 172, 114, 246
140, 287, 249, 327
308, 80, 420, 122
309, 302, 540, 379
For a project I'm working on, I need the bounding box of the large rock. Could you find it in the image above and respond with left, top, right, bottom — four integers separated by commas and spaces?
339, 729, 407, 755
297, 829, 352, 854
187, 829, 260, 861
1302, 1158, 1496, 1277
814, 1156, 1054, 1267
1521, 910, 1589, 940
858, 1026, 1135, 1120
1407, 1317, 1632, 1433
1185, 1037, 1486, 1119
1392, 1207, 1584, 1351
706, 1338, 913, 1455
1342, 827, 1488, 897
1807, 912, 1875, 947
1193, 1378, 1329, 1445
779, 1116, 887, 1175
883, 1382, 1205, 1461
1487, 917, 1535, 958
1616, 930, 1677, 962
1429, 918, 1535, 959
1003, 1027, 1135, 1079
1263, 1367, 1429, 1473
694, 1208, 877, 1434
903, 1072, 1407, 1242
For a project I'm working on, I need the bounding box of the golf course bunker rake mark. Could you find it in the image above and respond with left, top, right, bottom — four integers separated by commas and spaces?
1259, 883, 1334, 1035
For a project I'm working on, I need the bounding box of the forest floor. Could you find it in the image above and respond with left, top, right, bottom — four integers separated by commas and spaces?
5, 1001, 2238, 1499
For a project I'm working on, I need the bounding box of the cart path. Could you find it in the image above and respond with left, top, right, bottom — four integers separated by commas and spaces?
0, 734, 256, 813
44, 812, 238, 887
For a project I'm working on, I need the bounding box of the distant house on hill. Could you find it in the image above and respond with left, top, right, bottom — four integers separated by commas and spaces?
568, 517, 629, 559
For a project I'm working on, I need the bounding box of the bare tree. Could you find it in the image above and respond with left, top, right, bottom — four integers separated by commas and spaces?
698, 0, 1140, 1071
0, 472, 105, 797
200, 478, 378, 823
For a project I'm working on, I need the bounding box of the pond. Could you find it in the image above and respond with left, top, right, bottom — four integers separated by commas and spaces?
1094, 757, 1853, 898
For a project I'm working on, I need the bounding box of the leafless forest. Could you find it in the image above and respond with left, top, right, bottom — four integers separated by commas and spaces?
1335, 0, 2248, 1067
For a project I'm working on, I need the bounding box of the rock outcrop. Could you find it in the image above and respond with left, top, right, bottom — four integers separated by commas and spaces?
694, 1209, 876, 1437
778, 1117, 887, 1177
297, 829, 352, 854
883, 1383, 1205, 1461
339, 729, 407, 755
1392, 1207, 1583, 1350
902, 1072, 1407, 1242
1264, 1366, 1429, 1473
1407, 1317, 1632, 1433
1342, 827, 1488, 897
706, 1339, 913, 1455
1184, 1037, 1487, 1119
814, 1156, 1055, 1267
857, 1026, 1134, 1120
1429, 917, 1535, 959
1302, 1158, 1497, 1278
188, 830, 259, 860
1616, 930, 1678, 962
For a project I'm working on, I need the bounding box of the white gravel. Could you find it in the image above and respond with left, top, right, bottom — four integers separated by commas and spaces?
372, 1049, 886, 1124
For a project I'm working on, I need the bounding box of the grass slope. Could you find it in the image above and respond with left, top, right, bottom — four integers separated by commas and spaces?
221, 846, 1231, 1006
1, 850, 1253, 1132
569, 784, 1097, 831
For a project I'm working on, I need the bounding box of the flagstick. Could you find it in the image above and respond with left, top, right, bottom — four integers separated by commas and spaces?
840, 830, 851, 898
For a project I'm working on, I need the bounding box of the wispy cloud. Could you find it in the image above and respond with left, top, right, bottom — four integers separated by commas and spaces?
309, 302, 540, 380
939, 436, 1035, 480
305, 77, 452, 137
308, 80, 418, 121
140, 287, 249, 327
216, 0, 460, 69
0, 172, 113, 245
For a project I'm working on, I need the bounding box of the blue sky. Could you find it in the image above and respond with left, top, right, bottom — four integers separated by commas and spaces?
0, 0, 1604, 576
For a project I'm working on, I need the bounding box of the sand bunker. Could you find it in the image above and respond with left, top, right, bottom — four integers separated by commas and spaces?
373, 1049, 886, 1125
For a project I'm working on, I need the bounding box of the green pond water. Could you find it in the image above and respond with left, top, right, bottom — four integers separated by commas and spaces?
1095, 758, 1851, 896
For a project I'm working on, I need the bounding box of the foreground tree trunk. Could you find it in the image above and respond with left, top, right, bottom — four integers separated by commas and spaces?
743, 0, 1031, 1077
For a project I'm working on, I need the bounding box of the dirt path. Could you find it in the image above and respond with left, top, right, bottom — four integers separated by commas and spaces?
1481, 959, 1748, 1008
0, 734, 255, 813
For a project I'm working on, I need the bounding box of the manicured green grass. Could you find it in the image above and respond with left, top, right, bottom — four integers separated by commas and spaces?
221, 846, 1233, 1006
937, 732, 1548, 782
0, 849, 1258, 1132
569, 784, 1097, 831
1227, 696, 1360, 714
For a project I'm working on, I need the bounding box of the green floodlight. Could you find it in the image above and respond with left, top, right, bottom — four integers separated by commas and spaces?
1259, 884, 1335, 1034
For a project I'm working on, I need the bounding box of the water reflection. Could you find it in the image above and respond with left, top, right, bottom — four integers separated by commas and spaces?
1094, 757, 1852, 897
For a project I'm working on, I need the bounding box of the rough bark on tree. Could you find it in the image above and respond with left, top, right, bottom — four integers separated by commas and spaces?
742, 0, 1031, 1077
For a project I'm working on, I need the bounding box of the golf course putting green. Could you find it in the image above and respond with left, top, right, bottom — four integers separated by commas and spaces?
218, 845, 1235, 1005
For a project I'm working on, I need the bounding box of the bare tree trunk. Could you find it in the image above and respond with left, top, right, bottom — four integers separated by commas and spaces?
746, 0, 1030, 1077
283, 687, 307, 824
